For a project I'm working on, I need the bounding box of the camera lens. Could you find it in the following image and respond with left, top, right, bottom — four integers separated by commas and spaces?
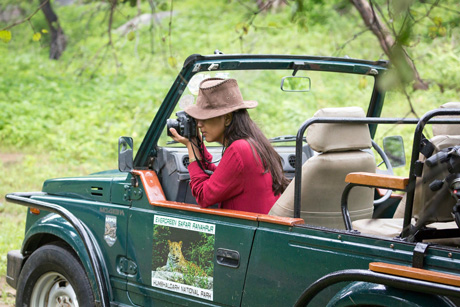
166, 119, 180, 137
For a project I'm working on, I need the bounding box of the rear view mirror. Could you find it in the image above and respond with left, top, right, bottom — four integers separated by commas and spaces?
281, 76, 311, 92
118, 136, 134, 172
383, 136, 406, 168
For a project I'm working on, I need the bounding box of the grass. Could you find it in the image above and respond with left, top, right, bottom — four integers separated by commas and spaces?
0, 0, 459, 305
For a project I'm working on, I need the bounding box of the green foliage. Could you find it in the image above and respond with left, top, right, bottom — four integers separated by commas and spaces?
290, 0, 327, 31
184, 233, 215, 276
182, 261, 210, 289
32, 32, 41, 42
152, 225, 172, 269
0, 30, 11, 43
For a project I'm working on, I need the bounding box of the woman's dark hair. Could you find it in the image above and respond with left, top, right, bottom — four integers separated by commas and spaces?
223, 109, 289, 195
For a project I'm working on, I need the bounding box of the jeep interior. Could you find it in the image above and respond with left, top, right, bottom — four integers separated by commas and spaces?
150, 64, 460, 246
153, 69, 384, 212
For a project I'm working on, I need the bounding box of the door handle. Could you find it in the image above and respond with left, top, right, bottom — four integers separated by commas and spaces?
216, 248, 240, 268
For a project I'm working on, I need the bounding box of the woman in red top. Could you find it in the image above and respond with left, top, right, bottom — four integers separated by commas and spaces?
169, 78, 288, 214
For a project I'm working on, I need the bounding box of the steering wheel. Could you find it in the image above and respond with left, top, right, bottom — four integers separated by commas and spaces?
372, 140, 394, 205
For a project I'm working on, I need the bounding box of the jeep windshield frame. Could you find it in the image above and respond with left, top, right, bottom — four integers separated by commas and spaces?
134, 54, 389, 169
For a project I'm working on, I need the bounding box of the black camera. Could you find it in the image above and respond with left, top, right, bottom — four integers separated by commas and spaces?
167, 111, 197, 139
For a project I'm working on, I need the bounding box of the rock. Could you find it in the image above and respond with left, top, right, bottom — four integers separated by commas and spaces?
116, 11, 177, 35
55, 0, 75, 6
0, 5, 23, 23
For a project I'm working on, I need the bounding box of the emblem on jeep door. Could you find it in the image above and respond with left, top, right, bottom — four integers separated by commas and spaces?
104, 215, 117, 247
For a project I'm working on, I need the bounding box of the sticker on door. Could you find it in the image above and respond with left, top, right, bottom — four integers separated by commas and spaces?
152, 215, 215, 301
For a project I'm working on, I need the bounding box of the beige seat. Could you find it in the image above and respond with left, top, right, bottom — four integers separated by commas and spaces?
354, 102, 460, 241
269, 107, 375, 229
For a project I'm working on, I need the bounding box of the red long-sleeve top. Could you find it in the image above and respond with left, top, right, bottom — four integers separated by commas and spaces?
187, 139, 280, 214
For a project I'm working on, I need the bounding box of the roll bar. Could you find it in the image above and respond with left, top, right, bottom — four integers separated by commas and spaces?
294, 114, 460, 239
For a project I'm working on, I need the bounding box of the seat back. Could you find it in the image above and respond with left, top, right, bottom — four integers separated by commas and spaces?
269, 107, 375, 229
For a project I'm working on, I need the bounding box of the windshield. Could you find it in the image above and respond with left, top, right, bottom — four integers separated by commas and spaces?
158, 69, 375, 147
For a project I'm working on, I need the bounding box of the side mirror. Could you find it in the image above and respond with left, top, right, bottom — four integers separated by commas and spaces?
281, 76, 311, 92
118, 136, 134, 172
383, 136, 406, 168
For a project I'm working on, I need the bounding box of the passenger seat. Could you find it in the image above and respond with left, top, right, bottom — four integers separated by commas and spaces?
269, 107, 375, 229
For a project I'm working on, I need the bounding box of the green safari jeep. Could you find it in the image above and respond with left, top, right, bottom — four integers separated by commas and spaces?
6, 53, 460, 306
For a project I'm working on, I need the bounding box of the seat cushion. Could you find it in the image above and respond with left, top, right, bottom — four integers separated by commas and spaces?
352, 218, 405, 238
353, 218, 460, 246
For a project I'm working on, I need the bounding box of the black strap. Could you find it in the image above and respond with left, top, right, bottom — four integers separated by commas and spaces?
414, 161, 424, 177
420, 134, 435, 159
413, 134, 434, 178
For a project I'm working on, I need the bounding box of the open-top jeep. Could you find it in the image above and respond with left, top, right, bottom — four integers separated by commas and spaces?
6, 53, 460, 306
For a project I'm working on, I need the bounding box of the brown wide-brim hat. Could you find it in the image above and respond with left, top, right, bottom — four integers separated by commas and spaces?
185, 78, 258, 120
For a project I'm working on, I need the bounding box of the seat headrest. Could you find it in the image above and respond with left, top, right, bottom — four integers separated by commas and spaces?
306, 107, 372, 153
432, 102, 460, 136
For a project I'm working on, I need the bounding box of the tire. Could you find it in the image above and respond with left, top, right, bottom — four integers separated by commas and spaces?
15, 243, 95, 307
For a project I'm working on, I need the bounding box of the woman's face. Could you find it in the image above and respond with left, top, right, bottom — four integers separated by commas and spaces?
196, 114, 231, 144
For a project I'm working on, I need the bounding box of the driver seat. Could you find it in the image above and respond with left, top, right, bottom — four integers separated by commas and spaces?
269, 107, 375, 229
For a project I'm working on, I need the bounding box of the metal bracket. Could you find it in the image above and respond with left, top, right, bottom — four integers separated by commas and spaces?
192, 64, 201, 72
291, 61, 305, 76
123, 184, 143, 201
208, 63, 219, 71
412, 242, 429, 268
367, 68, 378, 75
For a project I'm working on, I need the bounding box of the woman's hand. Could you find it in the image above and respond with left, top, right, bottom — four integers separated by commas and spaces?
169, 128, 202, 161
169, 128, 191, 146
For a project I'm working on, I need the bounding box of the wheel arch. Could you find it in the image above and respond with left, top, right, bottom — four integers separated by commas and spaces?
22, 213, 100, 301
328, 281, 456, 307
294, 268, 460, 307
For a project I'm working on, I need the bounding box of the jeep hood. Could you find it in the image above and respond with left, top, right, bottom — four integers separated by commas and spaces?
42, 170, 129, 204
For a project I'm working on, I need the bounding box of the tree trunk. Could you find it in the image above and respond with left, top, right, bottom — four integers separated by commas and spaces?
256, 0, 286, 11
350, 0, 428, 90
40, 0, 67, 60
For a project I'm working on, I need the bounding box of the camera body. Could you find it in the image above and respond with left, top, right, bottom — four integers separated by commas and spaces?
167, 111, 197, 139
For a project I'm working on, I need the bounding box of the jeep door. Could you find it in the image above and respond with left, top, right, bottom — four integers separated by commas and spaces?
125, 179, 257, 306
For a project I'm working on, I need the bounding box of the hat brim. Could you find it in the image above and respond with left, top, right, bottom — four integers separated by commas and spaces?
185, 100, 258, 120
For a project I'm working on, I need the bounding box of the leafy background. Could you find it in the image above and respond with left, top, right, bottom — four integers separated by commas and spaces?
1, 0, 459, 304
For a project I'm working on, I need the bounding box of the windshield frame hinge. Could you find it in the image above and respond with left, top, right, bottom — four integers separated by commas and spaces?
123, 184, 143, 201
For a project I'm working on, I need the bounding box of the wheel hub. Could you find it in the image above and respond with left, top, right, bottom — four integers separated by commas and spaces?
31, 272, 79, 307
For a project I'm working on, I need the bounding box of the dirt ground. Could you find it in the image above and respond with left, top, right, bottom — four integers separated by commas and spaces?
0, 276, 15, 307
0, 153, 23, 165
0, 153, 20, 306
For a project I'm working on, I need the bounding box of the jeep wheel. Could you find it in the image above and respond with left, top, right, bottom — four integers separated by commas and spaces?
16, 243, 95, 307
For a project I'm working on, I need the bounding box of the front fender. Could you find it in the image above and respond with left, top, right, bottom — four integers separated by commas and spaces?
328, 281, 456, 307
22, 213, 106, 303
7, 192, 111, 306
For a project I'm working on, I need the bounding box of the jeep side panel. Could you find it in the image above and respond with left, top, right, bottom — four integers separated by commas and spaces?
242, 223, 460, 306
